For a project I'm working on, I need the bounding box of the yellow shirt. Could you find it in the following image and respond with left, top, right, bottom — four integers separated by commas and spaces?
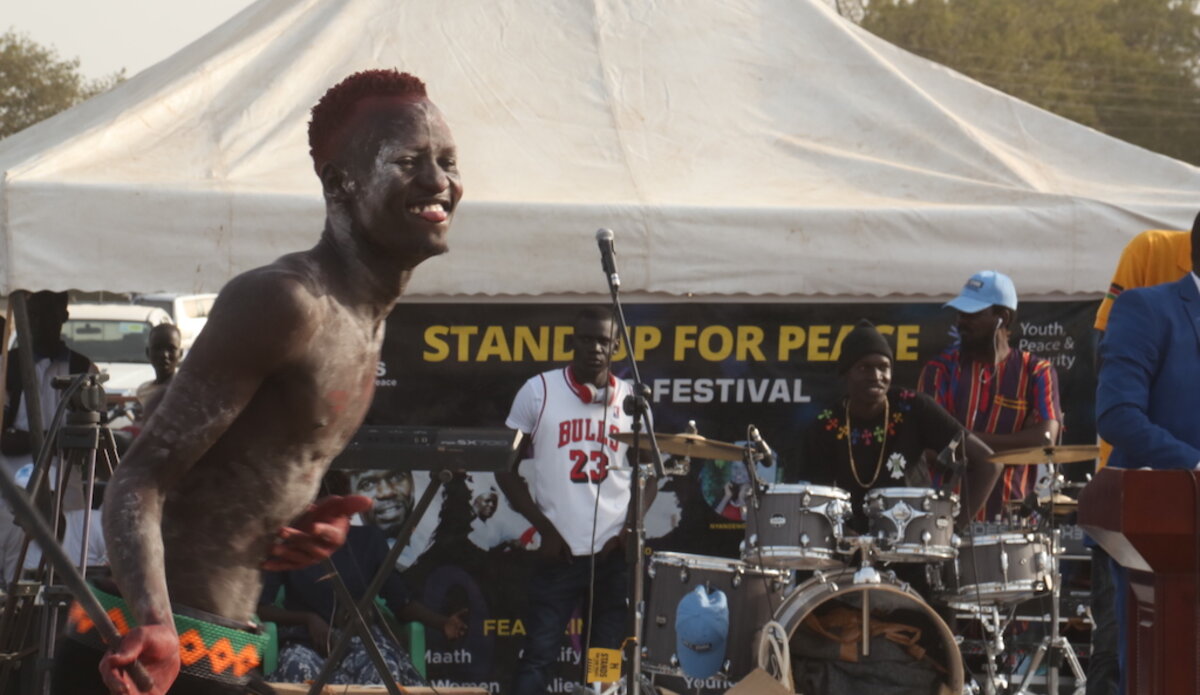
1094, 229, 1191, 331
1094, 229, 1191, 467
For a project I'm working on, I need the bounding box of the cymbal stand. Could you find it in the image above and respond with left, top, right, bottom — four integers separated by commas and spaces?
1015, 461, 1085, 695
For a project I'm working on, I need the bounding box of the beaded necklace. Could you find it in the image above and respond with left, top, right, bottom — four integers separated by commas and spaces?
845, 397, 889, 488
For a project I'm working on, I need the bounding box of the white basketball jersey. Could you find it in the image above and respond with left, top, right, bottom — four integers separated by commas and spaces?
506, 366, 634, 556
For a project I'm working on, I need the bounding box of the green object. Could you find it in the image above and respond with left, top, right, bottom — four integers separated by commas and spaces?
261, 619, 279, 676
258, 589, 426, 680
375, 597, 426, 679
74, 585, 269, 685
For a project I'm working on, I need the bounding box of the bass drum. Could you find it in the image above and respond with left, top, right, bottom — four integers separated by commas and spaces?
765, 570, 963, 694
643, 552, 789, 683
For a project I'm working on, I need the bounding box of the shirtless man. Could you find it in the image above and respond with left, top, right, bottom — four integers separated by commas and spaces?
134, 323, 183, 416
60, 70, 462, 695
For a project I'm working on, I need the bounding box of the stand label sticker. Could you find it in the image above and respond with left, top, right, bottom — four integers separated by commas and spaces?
586, 647, 622, 683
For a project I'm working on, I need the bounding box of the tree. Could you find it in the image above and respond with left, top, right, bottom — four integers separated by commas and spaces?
0, 29, 123, 139
851, 0, 1200, 164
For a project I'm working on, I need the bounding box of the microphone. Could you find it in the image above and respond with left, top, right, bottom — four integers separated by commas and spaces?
596, 228, 620, 289
747, 425, 776, 468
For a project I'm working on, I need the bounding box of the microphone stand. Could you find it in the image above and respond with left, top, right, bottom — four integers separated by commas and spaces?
598, 241, 664, 695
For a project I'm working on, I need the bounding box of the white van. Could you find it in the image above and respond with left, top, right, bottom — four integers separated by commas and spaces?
131, 293, 216, 349
62, 304, 174, 398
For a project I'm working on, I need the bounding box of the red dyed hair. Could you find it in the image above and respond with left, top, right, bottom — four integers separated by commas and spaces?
308, 69, 428, 173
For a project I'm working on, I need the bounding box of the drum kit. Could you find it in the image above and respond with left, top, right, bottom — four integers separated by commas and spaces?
617, 430, 1099, 695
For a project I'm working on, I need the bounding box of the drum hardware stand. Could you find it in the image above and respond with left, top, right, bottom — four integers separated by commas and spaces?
1013, 461, 1085, 695
831, 535, 886, 659
0, 373, 117, 695
956, 604, 1011, 695
304, 468, 454, 695
596, 229, 667, 695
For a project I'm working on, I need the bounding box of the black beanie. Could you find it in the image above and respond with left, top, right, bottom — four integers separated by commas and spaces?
837, 320, 893, 374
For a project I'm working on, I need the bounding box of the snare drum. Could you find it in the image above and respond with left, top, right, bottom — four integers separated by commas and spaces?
864, 487, 959, 562
937, 532, 1053, 607
643, 552, 789, 681
742, 483, 851, 570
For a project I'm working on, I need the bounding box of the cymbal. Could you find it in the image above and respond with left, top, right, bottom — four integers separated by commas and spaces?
612, 431, 746, 461
1006, 493, 1078, 515
988, 445, 1100, 466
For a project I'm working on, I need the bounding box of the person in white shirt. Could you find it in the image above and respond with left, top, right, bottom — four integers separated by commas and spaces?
498, 307, 651, 695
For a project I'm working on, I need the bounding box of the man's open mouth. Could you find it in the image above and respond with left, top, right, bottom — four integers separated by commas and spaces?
408, 201, 450, 223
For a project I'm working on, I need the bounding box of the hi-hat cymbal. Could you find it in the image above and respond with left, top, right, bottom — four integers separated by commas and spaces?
612, 432, 746, 461
1006, 493, 1078, 515
988, 445, 1100, 466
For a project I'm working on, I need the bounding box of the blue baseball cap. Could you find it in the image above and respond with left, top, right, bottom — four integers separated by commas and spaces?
675, 585, 728, 680
945, 270, 1018, 313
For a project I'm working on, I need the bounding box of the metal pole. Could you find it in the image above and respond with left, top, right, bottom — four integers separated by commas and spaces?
10, 292, 46, 459
599, 249, 663, 695
0, 457, 153, 691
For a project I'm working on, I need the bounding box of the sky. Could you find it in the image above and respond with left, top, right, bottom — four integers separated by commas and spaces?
4, 0, 259, 81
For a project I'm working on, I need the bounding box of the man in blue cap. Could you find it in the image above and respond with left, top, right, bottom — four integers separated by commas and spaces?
918, 271, 1062, 521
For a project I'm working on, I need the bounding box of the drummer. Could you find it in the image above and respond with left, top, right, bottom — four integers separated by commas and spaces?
785, 320, 1002, 533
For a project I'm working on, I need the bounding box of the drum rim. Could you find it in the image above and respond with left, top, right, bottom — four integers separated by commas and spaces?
941, 580, 1051, 608
958, 532, 1049, 546
865, 486, 960, 502
742, 547, 846, 570
650, 551, 790, 578
874, 544, 958, 561
762, 482, 852, 499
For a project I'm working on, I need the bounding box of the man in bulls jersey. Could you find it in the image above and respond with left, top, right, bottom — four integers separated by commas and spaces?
498, 307, 649, 695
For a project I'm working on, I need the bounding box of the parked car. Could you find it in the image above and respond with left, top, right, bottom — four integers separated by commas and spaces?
130, 293, 216, 350
62, 304, 174, 398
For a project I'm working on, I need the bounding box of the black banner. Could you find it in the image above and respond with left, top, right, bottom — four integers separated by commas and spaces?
353, 299, 1098, 693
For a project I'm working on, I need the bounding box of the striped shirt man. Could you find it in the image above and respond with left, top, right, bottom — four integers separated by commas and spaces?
918, 346, 1061, 520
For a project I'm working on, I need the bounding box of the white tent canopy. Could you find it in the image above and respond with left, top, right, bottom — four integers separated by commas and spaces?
1, 0, 1197, 298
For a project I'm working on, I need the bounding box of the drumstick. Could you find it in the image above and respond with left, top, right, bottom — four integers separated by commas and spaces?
0, 465, 154, 691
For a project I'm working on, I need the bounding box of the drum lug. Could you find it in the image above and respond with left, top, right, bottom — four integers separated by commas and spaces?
813, 569, 839, 593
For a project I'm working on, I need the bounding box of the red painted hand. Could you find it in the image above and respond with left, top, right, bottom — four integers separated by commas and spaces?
99, 624, 179, 695
262, 495, 372, 571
